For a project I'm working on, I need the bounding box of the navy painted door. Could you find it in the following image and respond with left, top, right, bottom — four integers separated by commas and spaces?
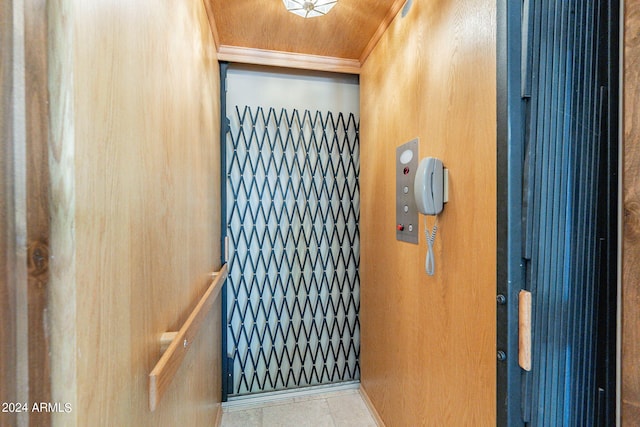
497, 0, 618, 425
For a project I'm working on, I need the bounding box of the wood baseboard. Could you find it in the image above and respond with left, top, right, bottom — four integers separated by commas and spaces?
359, 385, 386, 427
214, 402, 223, 427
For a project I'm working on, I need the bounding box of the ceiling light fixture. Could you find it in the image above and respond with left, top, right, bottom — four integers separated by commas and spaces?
282, 0, 337, 18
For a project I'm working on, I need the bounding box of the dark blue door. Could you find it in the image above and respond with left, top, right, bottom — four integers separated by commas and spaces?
497, 0, 618, 425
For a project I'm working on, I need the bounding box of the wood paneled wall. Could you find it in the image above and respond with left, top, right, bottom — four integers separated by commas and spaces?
47, 0, 222, 425
623, 1, 640, 424
359, 0, 496, 424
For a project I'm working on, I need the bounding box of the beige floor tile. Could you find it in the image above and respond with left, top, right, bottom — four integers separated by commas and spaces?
221, 387, 377, 427
326, 392, 376, 426
221, 407, 262, 427
262, 399, 335, 427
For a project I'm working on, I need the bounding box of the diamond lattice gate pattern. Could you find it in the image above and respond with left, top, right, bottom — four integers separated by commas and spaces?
225, 106, 360, 397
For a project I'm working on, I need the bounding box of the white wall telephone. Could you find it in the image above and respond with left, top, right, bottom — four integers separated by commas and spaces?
413, 157, 447, 275
414, 157, 445, 215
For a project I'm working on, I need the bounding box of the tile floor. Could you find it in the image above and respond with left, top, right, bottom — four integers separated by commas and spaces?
221, 387, 378, 427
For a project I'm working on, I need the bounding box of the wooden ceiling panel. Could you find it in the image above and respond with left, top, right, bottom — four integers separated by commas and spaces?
209, 0, 401, 61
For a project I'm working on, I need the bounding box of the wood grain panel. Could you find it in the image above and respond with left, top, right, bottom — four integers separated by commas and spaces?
24, 0, 52, 424
623, 1, 640, 425
622, 401, 640, 427
4, 1, 51, 425
1, 1, 17, 425
47, 0, 222, 425
209, 0, 397, 59
359, 0, 497, 424
48, 0, 78, 422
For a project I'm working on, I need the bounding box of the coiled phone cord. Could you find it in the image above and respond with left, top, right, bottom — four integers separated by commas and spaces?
425, 216, 439, 276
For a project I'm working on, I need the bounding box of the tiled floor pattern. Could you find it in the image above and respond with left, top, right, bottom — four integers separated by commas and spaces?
221, 388, 378, 427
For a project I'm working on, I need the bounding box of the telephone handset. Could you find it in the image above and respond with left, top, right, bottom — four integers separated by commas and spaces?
414, 157, 444, 216
414, 157, 446, 275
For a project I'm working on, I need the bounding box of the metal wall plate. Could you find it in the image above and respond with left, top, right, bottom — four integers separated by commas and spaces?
396, 139, 419, 244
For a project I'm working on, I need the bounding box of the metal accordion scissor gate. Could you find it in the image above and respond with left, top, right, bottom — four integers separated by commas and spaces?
497, 0, 618, 425
223, 104, 360, 398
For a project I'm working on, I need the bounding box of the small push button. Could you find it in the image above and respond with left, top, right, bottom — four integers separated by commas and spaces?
397, 224, 405, 231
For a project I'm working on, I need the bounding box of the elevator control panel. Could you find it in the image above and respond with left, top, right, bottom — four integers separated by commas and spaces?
396, 139, 419, 244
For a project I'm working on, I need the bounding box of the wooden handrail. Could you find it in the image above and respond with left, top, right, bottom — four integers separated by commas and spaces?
149, 264, 228, 411
518, 290, 532, 372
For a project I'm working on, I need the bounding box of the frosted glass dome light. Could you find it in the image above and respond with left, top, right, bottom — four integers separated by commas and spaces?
283, 0, 337, 18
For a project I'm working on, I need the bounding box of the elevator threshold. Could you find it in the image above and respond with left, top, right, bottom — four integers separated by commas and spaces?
223, 381, 360, 409
220, 381, 381, 427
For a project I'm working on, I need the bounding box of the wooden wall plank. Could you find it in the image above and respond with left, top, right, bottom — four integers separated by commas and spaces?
623, 1, 640, 425
1, 0, 17, 425
48, 0, 78, 423
3, 0, 49, 425
24, 0, 52, 424
47, 0, 222, 425
359, 0, 497, 424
